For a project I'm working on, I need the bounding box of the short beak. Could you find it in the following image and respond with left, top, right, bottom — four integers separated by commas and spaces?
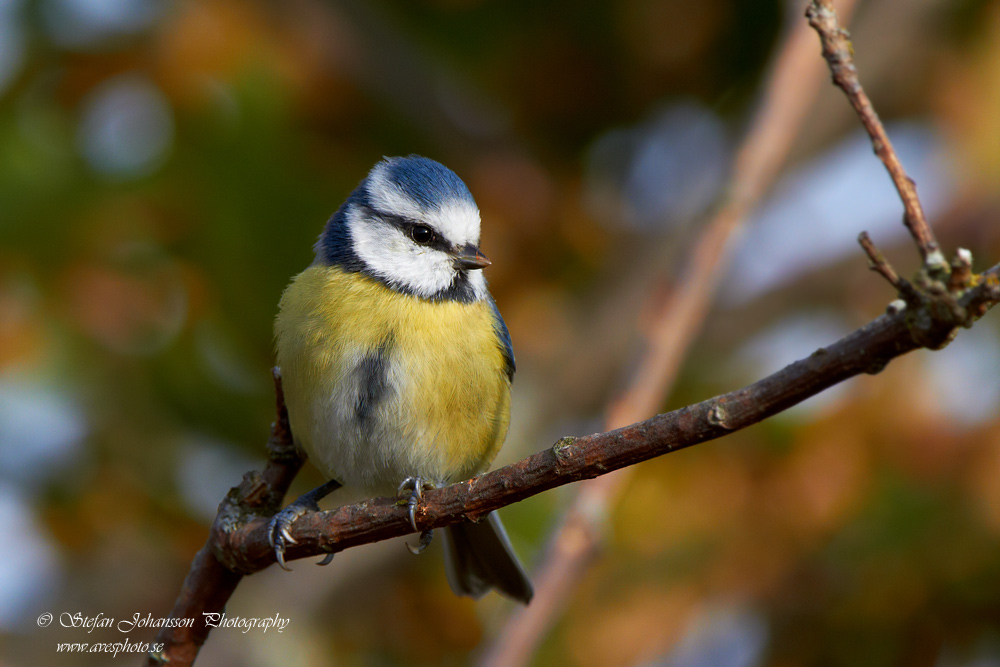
452, 244, 491, 270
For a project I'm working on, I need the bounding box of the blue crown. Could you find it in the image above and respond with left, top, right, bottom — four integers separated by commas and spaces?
375, 155, 475, 211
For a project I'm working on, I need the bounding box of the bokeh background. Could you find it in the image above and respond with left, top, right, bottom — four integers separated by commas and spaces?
3, 0, 1000, 665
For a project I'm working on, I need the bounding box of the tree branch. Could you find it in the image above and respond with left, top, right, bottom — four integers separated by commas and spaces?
149, 263, 998, 666
146, 270, 1000, 667
805, 0, 945, 272
209, 270, 999, 571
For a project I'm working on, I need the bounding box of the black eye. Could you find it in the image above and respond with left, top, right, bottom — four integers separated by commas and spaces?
409, 224, 435, 245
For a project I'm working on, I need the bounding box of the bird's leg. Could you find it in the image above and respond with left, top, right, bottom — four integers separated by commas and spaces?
397, 476, 436, 554
268, 478, 342, 571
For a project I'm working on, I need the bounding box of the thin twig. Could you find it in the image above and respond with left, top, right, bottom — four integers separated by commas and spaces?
805, 0, 946, 273
857, 231, 927, 307
857, 231, 902, 288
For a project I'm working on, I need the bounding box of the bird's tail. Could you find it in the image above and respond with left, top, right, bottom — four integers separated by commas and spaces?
442, 511, 533, 604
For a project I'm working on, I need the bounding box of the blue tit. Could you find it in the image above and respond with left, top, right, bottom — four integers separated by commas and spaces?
272, 155, 533, 604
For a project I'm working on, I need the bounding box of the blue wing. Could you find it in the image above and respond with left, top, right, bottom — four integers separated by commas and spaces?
488, 295, 515, 382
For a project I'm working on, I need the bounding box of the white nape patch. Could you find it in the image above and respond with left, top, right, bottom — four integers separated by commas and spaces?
347, 205, 487, 300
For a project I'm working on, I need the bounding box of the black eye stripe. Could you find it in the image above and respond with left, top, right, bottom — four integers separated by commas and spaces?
407, 224, 452, 252
356, 205, 453, 253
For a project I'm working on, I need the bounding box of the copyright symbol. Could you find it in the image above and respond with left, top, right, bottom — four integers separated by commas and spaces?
37, 612, 53, 627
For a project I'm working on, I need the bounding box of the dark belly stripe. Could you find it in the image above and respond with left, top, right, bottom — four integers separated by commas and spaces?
354, 334, 394, 424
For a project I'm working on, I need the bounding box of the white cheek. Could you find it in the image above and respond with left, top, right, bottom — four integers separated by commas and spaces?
348, 210, 457, 298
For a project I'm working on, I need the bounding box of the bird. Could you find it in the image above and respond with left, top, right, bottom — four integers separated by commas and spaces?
270, 155, 533, 604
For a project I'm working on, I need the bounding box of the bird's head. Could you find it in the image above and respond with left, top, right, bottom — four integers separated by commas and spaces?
317, 155, 491, 302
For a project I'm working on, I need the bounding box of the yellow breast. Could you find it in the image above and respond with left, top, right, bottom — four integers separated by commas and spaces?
274, 265, 511, 493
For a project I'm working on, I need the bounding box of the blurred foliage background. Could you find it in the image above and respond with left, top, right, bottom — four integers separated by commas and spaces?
2, 0, 1000, 665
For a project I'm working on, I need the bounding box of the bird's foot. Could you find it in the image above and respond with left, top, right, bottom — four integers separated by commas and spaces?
268, 503, 309, 571
268, 478, 342, 571
397, 476, 436, 554
396, 476, 436, 530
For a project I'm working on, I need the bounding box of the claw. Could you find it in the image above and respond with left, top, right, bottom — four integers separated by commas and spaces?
408, 496, 419, 532
317, 552, 335, 566
268, 507, 307, 571
406, 529, 434, 555
268, 478, 343, 572
397, 476, 435, 531
276, 550, 291, 571
269, 511, 300, 571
